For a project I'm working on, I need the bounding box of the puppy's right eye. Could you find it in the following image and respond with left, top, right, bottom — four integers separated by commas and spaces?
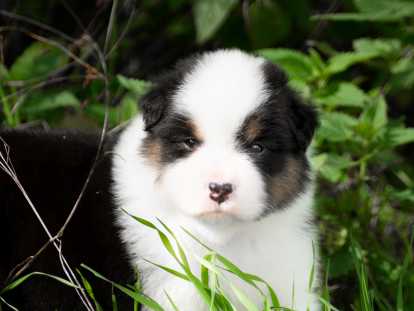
249, 143, 264, 153
182, 137, 198, 150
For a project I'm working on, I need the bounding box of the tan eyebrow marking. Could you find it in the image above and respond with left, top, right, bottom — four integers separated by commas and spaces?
243, 115, 263, 143
186, 119, 203, 142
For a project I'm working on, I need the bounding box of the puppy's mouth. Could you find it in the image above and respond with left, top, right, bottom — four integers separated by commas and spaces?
195, 206, 241, 221
198, 210, 229, 218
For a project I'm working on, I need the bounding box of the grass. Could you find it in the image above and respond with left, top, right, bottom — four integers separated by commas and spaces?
2, 213, 405, 311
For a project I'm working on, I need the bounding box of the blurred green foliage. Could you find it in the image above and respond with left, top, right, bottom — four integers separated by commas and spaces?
1, 0, 414, 310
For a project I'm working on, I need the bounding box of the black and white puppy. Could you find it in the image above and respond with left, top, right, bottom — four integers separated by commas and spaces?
0, 49, 319, 310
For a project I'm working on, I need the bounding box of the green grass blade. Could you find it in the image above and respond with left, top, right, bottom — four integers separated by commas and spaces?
77, 269, 103, 311
143, 259, 189, 281
165, 291, 180, 311
230, 283, 259, 311
318, 297, 340, 311
182, 227, 213, 251
112, 286, 119, 311
81, 264, 165, 311
322, 259, 331, 311
0, 271, 79, 294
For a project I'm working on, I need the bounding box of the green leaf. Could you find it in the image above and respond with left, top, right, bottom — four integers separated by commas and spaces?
119, 94, 139, 121
193, 0, 237, 44
257, 49, 315, 81
318, 153, 354, 183
357, 95, 388, 139
367, 95, 388, 132
9, 42, 69, 81
387, 127, 414, 147
0, 63, 10, 81
313, 0, 414, 22
311, 153, 328, 172
117, 75, 152, 96
288, 79, 311, 99
354, 0, 414, 15
390, 58, 414, 90
21, 91, 80, 114
391, 189, 414, 203
315, 82, 367, 108
353, 38, 401, 57
317, 112, 358, 142
248, 1, 290, 48
326, 51, 378, 75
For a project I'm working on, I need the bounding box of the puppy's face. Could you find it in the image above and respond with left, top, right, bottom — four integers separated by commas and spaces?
140, 50, 317, 223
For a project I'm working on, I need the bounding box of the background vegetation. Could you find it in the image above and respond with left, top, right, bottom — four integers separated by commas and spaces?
1, 0, 414, 310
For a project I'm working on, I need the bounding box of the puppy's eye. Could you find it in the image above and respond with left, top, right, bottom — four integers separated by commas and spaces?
249, 143, 264, 153
182, 137, 198, 150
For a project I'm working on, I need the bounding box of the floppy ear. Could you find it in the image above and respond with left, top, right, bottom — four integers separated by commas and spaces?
138, 55, 200, 131
139, 87, 169, 131
261, 61, 318, 152
286, 90, 318, 152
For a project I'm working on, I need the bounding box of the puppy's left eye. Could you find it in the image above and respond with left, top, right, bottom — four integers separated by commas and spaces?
182, 137, 198, 150
249, 143, 264, 153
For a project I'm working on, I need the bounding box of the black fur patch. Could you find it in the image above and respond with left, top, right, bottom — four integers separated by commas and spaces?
236, 61, 318, 212
0, 129, 134, 310
141, 113, 202, 166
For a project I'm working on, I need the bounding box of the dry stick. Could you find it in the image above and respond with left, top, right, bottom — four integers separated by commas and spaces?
0, 138, 93, 310
0, 296, 19, 311
54, 0, 113, 241
0, 27, 103, 78
1, 1, 129, 307
104, 0, 118, 55
0, 75, 79, 101
105, 4, 137, 59
5, 235, 60, 283
0, 10, 76, 43
58, 0, 107, 66
0, 13, 109, 311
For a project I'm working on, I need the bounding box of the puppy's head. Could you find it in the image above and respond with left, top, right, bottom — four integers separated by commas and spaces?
140, 50, 317, 223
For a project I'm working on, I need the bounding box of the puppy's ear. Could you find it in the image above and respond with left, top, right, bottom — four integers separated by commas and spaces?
261, 61, 318, 151
286, 90, 318, 152
139, 55, 199, 131
139, 87, 169, 131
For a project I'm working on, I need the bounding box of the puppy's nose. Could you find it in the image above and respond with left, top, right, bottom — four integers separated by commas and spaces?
208, 182, 233, 203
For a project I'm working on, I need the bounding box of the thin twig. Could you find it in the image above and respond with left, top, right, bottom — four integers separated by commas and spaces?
104, 0, 118, 55
0, 296, 19, 311
5, 235, 60, 284
0, 10, 76, 43
0, 137, 94, 310
0, 26, 103, 78
1, 1, 133, 309
105, 3, 136, 59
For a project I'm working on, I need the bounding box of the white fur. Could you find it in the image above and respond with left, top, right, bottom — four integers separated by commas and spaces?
112, 50, 320, 310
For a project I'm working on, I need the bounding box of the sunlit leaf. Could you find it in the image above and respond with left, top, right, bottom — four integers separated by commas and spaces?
9, 42, 69, 81
194, 0, 237, 44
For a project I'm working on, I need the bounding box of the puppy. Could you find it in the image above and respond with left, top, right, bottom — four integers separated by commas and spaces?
113, 49, 319, 310
0, 49, 319, 310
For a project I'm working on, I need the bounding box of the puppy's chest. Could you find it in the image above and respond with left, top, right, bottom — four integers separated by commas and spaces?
122, 220, 288, 310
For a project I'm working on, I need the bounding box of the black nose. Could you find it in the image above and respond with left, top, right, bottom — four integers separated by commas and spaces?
208, 182, 233, 203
